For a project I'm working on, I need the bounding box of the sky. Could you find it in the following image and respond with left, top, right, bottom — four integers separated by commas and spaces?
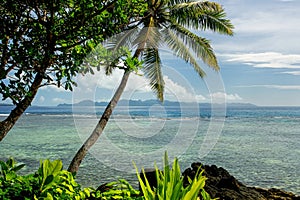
16, 0, 300, 106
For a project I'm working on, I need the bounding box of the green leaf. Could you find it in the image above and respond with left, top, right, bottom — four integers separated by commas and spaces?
44, 175, 54, 186
0, 160, 8, 172
6, 158, 14, 168
134, 151, 212, 200
40, 159, 63, 191
45, 192, 54, 200
11, 164, 25, 172
142, 48, 164, 101
133, 161, 155, 200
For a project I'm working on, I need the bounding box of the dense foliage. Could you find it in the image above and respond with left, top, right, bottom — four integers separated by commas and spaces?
103, 0, 234, 101
0, 0, 146, 103
68, 0, 234, 173
0, 0, 147, 140
0, 158, 142, 200
135, 152, 213, 200
0, 155, 212, 199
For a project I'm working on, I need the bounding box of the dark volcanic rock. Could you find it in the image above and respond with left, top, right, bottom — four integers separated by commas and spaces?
182, 162, 299, 200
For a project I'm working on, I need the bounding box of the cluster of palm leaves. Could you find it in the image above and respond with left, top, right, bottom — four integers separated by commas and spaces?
105, 0, 234, 100
69, 0, 234, 173
135, 152, 213, 200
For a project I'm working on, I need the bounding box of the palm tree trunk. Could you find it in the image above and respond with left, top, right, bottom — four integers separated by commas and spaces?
68, 70, 131, 173
0, 73, 44, 141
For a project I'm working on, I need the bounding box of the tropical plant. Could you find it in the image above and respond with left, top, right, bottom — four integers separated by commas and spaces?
0, 158, 144, 200
0, 158, 35, 199
68, 0, 234, 173
0, 0, 147, 141
0, 158, 93, 199
0, 157, 25, 181
96, 179, 142, 200
34, 159, 90, 199
134, 151, 213, 200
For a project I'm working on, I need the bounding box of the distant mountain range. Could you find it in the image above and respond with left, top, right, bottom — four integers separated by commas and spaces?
57, 99, 257, 108
0, 103, 12, 106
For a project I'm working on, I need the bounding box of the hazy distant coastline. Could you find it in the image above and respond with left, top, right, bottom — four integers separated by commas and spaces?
57, 99, 257, 108
0, 103, 13, 106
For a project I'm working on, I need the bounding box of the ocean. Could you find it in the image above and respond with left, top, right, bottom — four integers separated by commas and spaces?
0, 104, 299, 194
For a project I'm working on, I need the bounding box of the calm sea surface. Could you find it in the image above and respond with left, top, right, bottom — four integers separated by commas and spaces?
0, 105, 299, 194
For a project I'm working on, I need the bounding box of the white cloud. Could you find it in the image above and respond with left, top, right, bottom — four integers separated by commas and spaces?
195, 94, 206, 101
233, 11, 300, 34
222, 52, 300, 69
76, 70, 121, 92
73, 69, 207, 103
126, 73, 152, 93
39, 96, 45, 103
73, 69, 123, 102
210, 1, 300, 54
223, 0, 300, 35
208, 92, 242, 103
163, 76, 205, 102
237, 85, 300, 90
41, 84, 70, 93
281, 71, 300, 76
0, 96, 12, 105
270, 85, 300, 90
226, 93, 243, 101
52, 98, 67, 103
75, 69, 150, 93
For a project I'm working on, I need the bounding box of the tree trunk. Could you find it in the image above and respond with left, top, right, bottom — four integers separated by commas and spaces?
0, 73, 44, 142
68, 70, 131, 173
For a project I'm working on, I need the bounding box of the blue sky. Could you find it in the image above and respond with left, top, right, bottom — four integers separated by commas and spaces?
27, 0, 300, 106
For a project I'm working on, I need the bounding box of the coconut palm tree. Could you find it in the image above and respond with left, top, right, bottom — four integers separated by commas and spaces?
68, 0, 234, 173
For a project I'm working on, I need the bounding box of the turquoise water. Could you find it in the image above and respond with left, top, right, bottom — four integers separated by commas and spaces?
0, 105, 299, 194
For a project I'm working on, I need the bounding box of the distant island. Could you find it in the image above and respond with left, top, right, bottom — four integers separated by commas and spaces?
57, 99, 257, 108
0, 103, 13, 106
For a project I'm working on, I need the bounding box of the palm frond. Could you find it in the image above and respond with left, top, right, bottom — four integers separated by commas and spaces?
162, 28, 206, 78
94, 28, 141, 75
168, 23, 219, 70
172, 1, 222, 11
133, 25, 162, 53
170, 1, 234, 35
104, 27, 140, 51
167, 0, 190, 7
142, 48, 165, 101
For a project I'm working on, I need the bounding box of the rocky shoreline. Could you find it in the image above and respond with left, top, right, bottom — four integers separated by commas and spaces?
182, 162, 300, 200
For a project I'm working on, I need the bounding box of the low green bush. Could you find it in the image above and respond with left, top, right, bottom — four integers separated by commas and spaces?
1, 154, 213, 200
134, 152, 213, 200
0, 158, 93, 199
0, 158, 140, 200
96, 179, 142, 200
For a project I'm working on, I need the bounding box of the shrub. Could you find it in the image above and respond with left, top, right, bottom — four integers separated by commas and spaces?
0, 158, 141, 200
0, 158, 92, 199
1, 154, 213, 200
96, 179, 142, 200
134, 152, 213, 200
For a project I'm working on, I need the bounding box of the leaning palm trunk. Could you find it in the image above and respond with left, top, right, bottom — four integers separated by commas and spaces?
68, 70, 130, 173
68, 32, 147, 173
68, 0, 234, 173
0, 72, 44, 141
